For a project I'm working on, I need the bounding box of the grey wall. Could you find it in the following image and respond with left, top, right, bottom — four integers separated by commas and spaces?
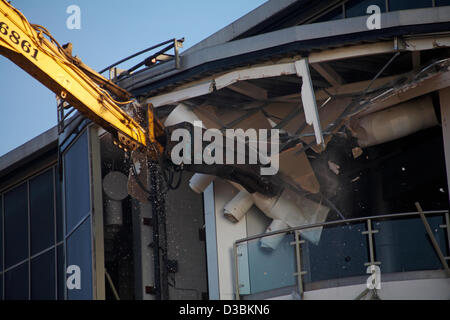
165, 172, 208, 300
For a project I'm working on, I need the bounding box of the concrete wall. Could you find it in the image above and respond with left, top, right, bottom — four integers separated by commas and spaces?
204, 180, 276, 300
204, 180, 248, 300
132, 200, 155, 300
165, 172, 208, 299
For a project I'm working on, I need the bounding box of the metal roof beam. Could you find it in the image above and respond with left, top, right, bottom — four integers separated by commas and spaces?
311, 62, 345, 87
119, 6, 450, 92
228, 81, 268, 100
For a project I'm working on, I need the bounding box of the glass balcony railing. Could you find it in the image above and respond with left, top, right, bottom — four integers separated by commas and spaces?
234, 210, 450, 299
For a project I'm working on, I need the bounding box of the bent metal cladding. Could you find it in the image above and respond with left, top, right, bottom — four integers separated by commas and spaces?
169, 121, 280, 176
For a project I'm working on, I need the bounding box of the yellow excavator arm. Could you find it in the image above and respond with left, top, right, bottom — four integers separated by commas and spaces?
0, 0, 163, 155
0, 0, 283, 196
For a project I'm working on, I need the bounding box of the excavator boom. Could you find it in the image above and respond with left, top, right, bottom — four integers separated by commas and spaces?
0, 0, 282, 197
0, 0, 161, 153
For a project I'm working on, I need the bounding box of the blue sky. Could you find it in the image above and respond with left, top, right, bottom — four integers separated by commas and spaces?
0, 0, 266, 156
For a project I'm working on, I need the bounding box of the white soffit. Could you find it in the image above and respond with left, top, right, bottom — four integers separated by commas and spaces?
145, 62, 297, 107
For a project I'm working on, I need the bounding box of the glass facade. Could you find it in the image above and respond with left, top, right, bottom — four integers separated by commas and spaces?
4, 183, 28, 269
245, 234, 297, 295
62, 130, 94, 300
236, 212, 450, 297
345, 0, 386, 18
0, 127, 96, 300
0, 168, 61, 300
388, 0, 432, 11
302, 223, 368, 283
312, 0, 445, 23
374, 215, 448, 273
64, 131, 91, 234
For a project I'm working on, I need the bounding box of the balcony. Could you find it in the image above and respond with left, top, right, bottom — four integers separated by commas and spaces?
234, 209, 450, 300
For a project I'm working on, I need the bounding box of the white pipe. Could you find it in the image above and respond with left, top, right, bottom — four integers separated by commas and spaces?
164, 103, 205, 127
228, 181, 329, 244
223, 190, 254, 223
189, 173, 216, 194
352, 95, 438, 147
260, 219, 289, 250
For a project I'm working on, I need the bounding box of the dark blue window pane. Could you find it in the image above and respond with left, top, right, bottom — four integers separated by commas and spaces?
64, 131, 90, 233
57, 244, 65, 300
0, 274, 3, 300
346, 0, 386, 18
436, 0, 450, 6
4, 183, 28, 268
315, 6, 343, 23
66, 217, 92, 300
30, 169, 55, 255
389, 0, 432, 11
374, 215, 448, 273
55, 168, 63, 242
31, 249, 56, 300
5, 262, 28, 300
0, 195, 3, 271
302, 223, 368, 283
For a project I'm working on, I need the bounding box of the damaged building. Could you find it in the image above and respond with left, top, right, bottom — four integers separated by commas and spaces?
1, 0, 450, 300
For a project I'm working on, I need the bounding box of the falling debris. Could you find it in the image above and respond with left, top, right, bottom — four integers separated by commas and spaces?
351, 176, 361, 183
352, 147, 363, 159
127, 151, 150, 203
328, 160, 340, 175
260, 219, 289, 250
223, 190, 254, 223
278, 145, 320, 194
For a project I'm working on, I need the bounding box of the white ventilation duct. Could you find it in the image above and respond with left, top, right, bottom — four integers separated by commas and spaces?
260, 219, 289, 250
229, 181, 329, 246
253, 189, 329, 245
164, 103, 205, 127
223, 190, 254, 223
103, 171, 129, 227
352, 95, 438, 147
189, 173, 216, 194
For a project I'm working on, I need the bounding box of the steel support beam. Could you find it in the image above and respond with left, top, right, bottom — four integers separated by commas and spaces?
439, 86, 450, 205
311, 62, 345, 87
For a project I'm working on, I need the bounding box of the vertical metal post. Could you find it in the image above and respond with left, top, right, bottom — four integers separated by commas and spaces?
438, 88, 450, 206
291, 230, 306, 298
174, 39, 183, 70
148, 165, 161, 300
27, 181, 31, 300
233, 242, 240, 300
363, 219, 380, 267
415, 203, 450, 276
440, 212, 450, 259
53, 167, 58, 300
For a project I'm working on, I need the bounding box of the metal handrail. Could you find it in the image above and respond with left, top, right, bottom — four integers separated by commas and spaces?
234, 208, 450, 299
99, 38, 177, 74
235, 209, 449, 244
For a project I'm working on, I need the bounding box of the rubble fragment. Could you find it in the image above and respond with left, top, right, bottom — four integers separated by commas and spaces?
328, 160, 340, 175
